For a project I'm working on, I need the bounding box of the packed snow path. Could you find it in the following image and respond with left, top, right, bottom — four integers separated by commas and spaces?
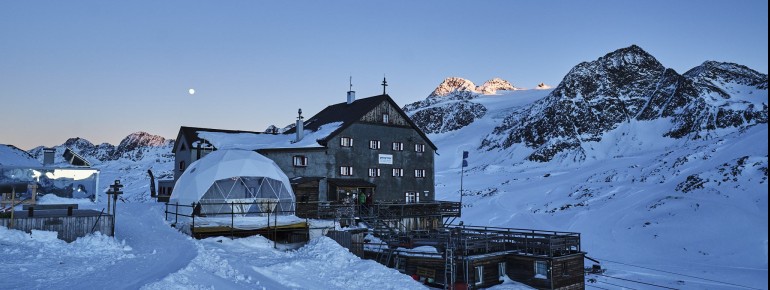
0, 203, 197, 289
0, 203, 435, 289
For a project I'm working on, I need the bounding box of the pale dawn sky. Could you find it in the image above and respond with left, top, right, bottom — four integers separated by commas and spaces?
1, 0, 767, 149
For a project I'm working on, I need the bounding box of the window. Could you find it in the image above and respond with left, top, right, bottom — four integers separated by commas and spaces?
340, 137, 353, 147
414, 143, 426, 153
368, 168, 381, 177
405, 192, 419, 203
392, 142, 404, 151
293, 155, 308, 167
474, 266, 484, 285
415, 169, 427, 178
369, 140, 381, 150
382, 114, 389, 124
340, 166, 353, 176
179, 161, 186, 171
392, 168, 404, 177
534, 261, 548, 279
498, 262, 507, 281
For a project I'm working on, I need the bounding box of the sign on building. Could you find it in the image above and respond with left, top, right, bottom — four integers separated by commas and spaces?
378, 154, 393, 165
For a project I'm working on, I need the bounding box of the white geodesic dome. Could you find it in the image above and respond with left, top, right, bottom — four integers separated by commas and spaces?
169, 149, 295, 216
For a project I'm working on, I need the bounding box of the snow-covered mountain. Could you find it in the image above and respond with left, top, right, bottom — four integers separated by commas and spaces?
407, 45, 767, 163
27, 132, 175, 201
0, 144, 40, 166
9, 44, 767, 289
429, 77, 518, 98
404, 45, 768, 289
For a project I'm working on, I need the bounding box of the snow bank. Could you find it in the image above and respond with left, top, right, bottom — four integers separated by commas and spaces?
145, 236, 428, 290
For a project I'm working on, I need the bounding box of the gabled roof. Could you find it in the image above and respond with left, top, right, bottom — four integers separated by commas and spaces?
173, 126, 265, 153
286, 94, 437, 150
175, 94, 437, 153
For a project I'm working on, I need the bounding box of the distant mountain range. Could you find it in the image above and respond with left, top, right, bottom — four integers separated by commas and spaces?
11, 44, 766, 288
405, 45, 768, 162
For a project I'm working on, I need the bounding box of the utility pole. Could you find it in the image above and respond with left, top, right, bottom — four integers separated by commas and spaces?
460, 151, 468, 206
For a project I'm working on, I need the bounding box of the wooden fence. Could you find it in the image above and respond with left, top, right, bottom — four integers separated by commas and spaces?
0, 210, 113, 242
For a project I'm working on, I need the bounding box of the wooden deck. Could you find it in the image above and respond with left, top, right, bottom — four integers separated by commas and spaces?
191, 221, 309, 243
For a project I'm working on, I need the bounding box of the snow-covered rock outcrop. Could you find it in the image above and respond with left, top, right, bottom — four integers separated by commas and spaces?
429, 77, 479, 97
406, 77, 517, 134
476, 78, 516, 95
479, 45, 768, 162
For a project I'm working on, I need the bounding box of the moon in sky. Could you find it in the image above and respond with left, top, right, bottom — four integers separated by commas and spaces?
188, 89, 195, 95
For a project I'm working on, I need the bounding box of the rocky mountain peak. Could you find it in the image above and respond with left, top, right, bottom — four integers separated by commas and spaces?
535, 83, 552, 90
684, 61, 768, 90
479, 45, 767, 162
64, 137, 96, 149
429, 77, 478, 97
29, 132, 173, 163
118, 132, 168, 149
476, 78, 516, 95
113, 132, 169, 159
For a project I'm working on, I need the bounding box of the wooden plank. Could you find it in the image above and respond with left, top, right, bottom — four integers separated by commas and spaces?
0, 213, 114, 242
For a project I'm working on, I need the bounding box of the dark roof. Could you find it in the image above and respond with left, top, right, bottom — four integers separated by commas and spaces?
327, 178, 376, 188
286, 94, 437, 150
63, 148, 90, 167
173, 126, 268, 153
289, 176, 325, 185
0, 182, 30, 193
175, 94, 437, 153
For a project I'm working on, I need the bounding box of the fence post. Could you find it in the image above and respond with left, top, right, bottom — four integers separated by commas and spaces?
165, 202, 168, 221
231, 201, 234, 239
192, 202, 196, 230
175, 202, 179, 224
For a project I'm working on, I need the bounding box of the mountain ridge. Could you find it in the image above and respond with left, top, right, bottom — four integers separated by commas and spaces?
404, 45, 767, 162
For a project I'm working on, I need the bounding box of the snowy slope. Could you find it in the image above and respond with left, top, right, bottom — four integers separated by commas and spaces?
0, 144, 41, 167
402, 45, 767, 289
4, 45, 767, 289
0, 203, 430, 290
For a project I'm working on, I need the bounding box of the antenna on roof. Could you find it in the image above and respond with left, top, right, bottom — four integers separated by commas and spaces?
349, 76, 353, 92
381, 75, 388, 95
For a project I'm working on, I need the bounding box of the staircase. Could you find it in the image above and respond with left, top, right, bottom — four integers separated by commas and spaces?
444, 230, 457, 289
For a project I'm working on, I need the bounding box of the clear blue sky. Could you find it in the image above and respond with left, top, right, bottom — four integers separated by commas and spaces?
1, 0, 767, 149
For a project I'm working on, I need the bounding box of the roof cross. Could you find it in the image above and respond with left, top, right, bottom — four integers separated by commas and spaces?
381, 76, 388, 95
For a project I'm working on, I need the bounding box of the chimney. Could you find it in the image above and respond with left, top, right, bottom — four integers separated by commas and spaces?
295, 108, 304, 142
43, 148, 55, 165
347, 90, 356, 104
347, 76, 355, 104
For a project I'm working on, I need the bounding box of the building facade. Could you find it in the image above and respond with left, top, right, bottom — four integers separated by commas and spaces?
171, 94, 437, 203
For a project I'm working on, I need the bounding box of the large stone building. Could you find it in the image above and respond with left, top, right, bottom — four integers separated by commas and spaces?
171, 93, 437, 203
